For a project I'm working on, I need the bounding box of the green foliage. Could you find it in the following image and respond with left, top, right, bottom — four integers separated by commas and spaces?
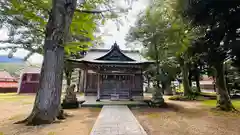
168, 92, 200, 101
0, 0, 121, 59
168, 95, 193, 101
175, 84, 184, 93
126, 0, 201, 84
177, 0, 240, 67
203, 100, 240, 109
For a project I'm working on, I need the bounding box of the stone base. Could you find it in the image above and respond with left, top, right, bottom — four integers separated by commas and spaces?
61, 100, 79, 109
132, 96, 143, 100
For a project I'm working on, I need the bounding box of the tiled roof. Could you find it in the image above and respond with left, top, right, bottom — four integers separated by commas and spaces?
0, 71, 15, 79
69, 43, 154, 64
80, 50, 149, 62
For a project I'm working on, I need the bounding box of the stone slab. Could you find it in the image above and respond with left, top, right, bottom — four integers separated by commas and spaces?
90, 105, 147, 135
80, 96, 148, 107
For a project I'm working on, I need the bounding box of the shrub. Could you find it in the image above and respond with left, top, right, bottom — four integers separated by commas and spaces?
169, 91, 201, 101
175, 84, 184, 93
169, 95, 190, 101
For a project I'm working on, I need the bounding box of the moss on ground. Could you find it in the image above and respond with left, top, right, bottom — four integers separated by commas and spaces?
0, 93, 34, 102
202, 99, 240, 109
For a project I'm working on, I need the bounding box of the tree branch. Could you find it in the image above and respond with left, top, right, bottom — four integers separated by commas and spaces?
0, 45, 43, 54
12, 16, 45, 34
75, 9, 113, 14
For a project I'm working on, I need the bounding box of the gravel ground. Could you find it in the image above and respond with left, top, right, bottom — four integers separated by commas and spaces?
132, 101, 240, 135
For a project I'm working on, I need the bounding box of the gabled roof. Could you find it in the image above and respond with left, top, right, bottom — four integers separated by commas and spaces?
0, 70, 15, 79
95, 43, 135, 61
0, 70, 16, 82
69, 43, 154, 64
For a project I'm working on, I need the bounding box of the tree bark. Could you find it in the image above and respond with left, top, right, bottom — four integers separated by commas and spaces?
194, 64, 201, 93
66, 74, 72, 87
16, 0, 77, 125
188, 69, 192, 87
151, 42, 164, 105
180, 55, 192, 96
195, 72, 201, 93
163, 79, 173, 95
214, 62, 234, 111
64, 65, 73, 87
213, 76, 216, 92
147, 77, 150, 88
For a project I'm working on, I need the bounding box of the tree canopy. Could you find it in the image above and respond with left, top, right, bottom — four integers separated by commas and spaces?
126, 0, 201, 97
0, 0, 130, 59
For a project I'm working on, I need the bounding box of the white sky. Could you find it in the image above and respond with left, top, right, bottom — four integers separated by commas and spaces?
0, 0, 149, 64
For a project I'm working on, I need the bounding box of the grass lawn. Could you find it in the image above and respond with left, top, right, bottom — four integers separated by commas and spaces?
202, 99, 240, 109
0, 93, 35, 104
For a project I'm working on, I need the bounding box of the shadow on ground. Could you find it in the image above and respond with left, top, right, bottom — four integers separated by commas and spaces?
131, 101, 240, 135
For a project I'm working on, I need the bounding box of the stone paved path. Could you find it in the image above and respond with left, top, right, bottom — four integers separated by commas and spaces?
90, 105, 147, 135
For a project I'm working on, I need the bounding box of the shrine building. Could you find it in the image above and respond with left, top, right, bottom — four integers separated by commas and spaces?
68, 43, 154, 101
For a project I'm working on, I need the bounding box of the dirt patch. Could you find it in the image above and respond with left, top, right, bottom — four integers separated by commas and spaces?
0, 94, 34, 122
0, 108, 100, 135
0, 94, 100, 135
132, 101, 240, 135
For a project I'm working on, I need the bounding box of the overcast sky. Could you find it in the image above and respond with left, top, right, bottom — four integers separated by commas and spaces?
0, 0, 149, 64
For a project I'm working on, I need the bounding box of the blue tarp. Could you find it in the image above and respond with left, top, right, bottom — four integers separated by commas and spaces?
0, 55, 23, 63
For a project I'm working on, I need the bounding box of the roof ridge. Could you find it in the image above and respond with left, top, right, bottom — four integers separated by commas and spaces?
89, 48, 139, 53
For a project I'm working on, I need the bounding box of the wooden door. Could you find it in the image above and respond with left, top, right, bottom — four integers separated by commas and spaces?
116, 75, 130, 99
100, 74, 131, 99
101, 75, 115, 98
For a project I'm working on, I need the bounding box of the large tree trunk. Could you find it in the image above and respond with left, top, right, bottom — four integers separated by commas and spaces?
213, 76, 216, 92
214, 62, 234, 111
151, 43, 164, 105
147, 77, 150, 88
66, 74, 72, 87
161, 82, 165, 94
16, 0, 77, 125
180, 55, 192, 96
163, 79, 173, 95
24, 46, 65, 125
188, 69, 192, 87
195, 72, 201, 93
194, 65, 201, 93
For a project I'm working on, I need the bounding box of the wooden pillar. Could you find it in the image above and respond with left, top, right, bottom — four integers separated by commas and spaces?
96, 73, 100, 101
83, 69, 87, 94
130, 74, 134, 101
77, 69, 81, 92
141, 71, 144, 96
